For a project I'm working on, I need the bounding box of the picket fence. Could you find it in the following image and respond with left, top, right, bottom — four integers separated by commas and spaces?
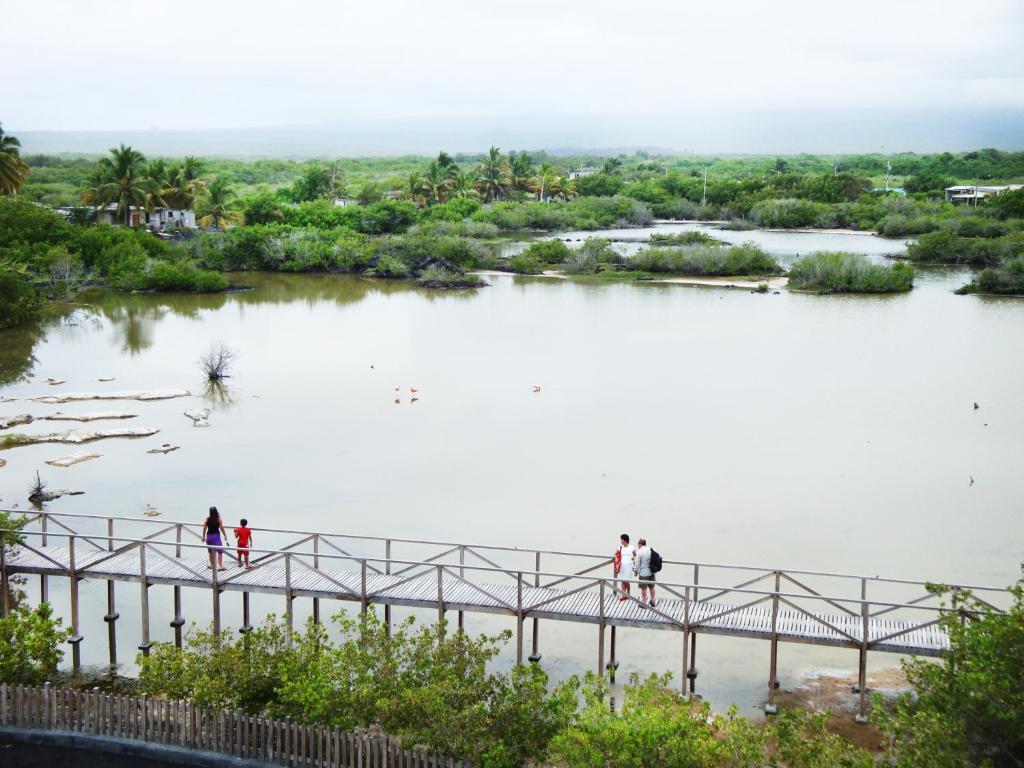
0, 683, 469, 767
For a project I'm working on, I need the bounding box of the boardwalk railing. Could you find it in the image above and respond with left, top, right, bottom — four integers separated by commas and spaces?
0, 510, 1012, 721
0, 683, 468, 767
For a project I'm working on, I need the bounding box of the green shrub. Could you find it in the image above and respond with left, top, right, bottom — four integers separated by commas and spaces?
370, 253, 410, 278
649, 231, 718, 245
0, 603, 71, 684
906, 231, 1024, 267
522, 239, 571, 264
0, 266, 42, 329
873, 569, 1024, 767
788, 252, 914, 293
416, 265, 484, 288
956, 257, 1024, 295
631, 243, 781, 276
508, 254, 543, 274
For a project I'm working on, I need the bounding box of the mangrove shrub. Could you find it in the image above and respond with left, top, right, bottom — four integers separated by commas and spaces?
788, 252, 914, 293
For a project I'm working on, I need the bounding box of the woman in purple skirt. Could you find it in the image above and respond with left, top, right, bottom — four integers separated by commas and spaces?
202, 506, 228, 570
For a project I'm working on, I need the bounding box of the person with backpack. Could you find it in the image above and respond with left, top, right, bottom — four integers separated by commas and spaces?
635, 537, 662, 608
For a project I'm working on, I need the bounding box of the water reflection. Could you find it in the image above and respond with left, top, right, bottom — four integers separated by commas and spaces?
201, 379, 238, 412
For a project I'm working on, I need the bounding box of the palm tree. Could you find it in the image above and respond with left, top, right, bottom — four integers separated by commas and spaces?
474, 146, 509, 203
436, 151, 457, 170
508, 151, 535, 195
449, 171, 480, 201
419, 160, 456, 205
530, 163, 559, 202
197, 177, 242, 229
404, 172, 426, 207
161, 161, 207, 209
551, 174, 577, 201
0, 123, 30, 196
82, 145, 162, 225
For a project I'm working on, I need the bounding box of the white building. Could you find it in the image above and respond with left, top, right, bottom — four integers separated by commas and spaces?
333, 198, 355, 207
944, 184, 1023, 204
568, 167, 600, 180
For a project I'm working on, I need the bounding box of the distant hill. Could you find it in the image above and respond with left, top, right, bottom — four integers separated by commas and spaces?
15, 108, 1024, 158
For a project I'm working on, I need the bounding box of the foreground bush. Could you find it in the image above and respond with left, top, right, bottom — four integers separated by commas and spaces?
549, 673, 873, 768
631, 243, 781, 276
139, 613, 573, 767
874, 569, 1024, 768
788, 252, 913, 293
0, 603, 71, 684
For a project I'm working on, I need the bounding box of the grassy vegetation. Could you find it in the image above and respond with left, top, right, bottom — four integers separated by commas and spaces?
648, 231, 719, 245
630, 243, 782, 276
905, 231, 1024, 267
955, 257, 1024, 296
788, 252, 914, 293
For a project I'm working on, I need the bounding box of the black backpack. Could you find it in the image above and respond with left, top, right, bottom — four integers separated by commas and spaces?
650, 549, 663, 574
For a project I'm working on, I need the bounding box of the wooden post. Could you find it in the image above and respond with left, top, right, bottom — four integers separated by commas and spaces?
607, 626, 618, 682
688, 564, 699, 693
68, 535, 83, 671
104, 518, 119, 667
138, 546, 152, 657
598, 579, 606, 675
285, 553, 294, 646
436, 564, 445, 633
241, 591, 252, 633
39, 513, 48, 604
855, 578, 870, 724
681, 586, 690, 695
529, 551, 542, 662
457, 546, 465, 631
312, 534, 320, 625
384, 539, 392, 638
515, 572, 523, 665
360, 559, 368, 616
170, 524, 184, 648
212, 554, 222, 647
765, 570, 780, 715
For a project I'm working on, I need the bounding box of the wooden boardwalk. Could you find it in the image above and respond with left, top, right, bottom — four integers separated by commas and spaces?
1, 510, 1010, 719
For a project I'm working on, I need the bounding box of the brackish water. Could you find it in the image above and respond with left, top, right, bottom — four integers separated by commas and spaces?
1, 227, 1022, 714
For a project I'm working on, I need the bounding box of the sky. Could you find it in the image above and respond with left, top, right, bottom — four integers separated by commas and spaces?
4, 0, 1024, 153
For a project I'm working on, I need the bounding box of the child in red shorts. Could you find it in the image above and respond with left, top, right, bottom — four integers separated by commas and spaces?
234, 519, 253, 569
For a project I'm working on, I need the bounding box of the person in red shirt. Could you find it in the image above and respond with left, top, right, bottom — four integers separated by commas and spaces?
234, 519, 253, 569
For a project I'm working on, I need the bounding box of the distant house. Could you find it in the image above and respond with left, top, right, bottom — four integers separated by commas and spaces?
944, 184, 1023, 204
568, 167, 599, 181
78, 204, 197, 229
333, 198, 355, 207
382, 190, 404, 200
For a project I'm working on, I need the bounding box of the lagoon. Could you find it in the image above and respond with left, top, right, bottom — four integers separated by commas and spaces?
1, 226, 1022, 714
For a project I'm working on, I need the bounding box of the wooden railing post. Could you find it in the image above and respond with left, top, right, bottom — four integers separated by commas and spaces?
384, 540, 392, 637
457, 545, 465, 632
312, 534, 320, 625
39, 513, 49, 604
529, 551, 542, 662
0, 542, 9, 618
212, 554, 222, 647
104, 517, 120, 667
598, 579, 606, 675
688, 563, 699, 693
436, 564, 445, 633
170, 523, 184, 648
856, 578, 870, 724
765, 570, 780, 715
515, 572, 523, 665
68, 534, 83, 672
681, 586, 691, 695
138, 545, 152, 657
285, 552, 294, 646
360, 559, 368, 616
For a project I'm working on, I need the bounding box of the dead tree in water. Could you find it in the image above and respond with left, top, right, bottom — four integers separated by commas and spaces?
198, 343, 236, 382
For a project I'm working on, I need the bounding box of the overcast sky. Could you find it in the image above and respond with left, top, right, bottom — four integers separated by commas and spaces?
4, 0, 1023, 152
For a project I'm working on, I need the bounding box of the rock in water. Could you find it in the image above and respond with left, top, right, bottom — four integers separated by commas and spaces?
0, 414, 34, 430
46, 452, 103, 468
41, 411, 138, 422
32, 389, 190, 404
184, 408, 211, 427
0, 458, 6, 468
1, 427, 159, 449
147, 444, 180, 454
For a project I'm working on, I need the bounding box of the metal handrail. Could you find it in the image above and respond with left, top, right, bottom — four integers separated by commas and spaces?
0, 508, 1009, 593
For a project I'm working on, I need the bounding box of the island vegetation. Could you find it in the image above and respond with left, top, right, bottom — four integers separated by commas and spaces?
788, 252, 915, 293
4, 124, 1024, 330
